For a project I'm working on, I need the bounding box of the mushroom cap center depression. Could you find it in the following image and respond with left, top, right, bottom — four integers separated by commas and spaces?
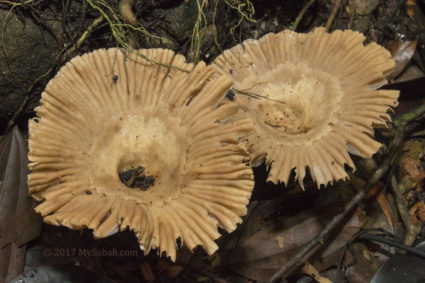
238, 64, 342, 142
87, 106, 188, 205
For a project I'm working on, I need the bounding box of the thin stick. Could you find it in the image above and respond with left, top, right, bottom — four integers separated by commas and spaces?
325, 0, 341, 31
61, 15, 104, 61
268, 161, 385, 282
268, 103, 425, 282
291, 0, 316, 31
359, 233, 425, 258
347, 0, 355, 29
390, 175, 421, 245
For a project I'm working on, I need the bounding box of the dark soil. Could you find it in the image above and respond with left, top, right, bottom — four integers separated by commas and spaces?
119, 166, 155, 190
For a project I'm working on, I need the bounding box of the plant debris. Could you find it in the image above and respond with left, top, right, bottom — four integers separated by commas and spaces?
118, 166, 155, 191
2, 0, 425, 282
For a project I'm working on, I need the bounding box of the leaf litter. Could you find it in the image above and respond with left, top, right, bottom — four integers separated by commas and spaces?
0, 126, 41, 282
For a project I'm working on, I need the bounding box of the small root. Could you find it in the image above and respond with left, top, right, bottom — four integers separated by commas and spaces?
86, 0, 189, 72
325, 0, 341, 31
189, 0, 207, 63
225, 0, 256, 40
391, 175, 421, 246
291, 0, 316, 31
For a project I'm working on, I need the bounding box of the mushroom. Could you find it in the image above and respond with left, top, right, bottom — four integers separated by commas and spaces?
212, 27, 399, 187
28, 48, 254, 261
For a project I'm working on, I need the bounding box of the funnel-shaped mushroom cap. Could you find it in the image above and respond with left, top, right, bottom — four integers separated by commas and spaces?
212, 27, 399, 187
28, 48, 254, 261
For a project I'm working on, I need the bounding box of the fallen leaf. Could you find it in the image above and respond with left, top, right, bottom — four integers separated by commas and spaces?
364, 184, 396, 232
276, 236, 284, 249
362, 249, 372, 261
140, 262, 155, 282
208, 253, 221, 269
399, 140, 425, 191
344, 242, 383, 282
0, 126, 42, 282
406, 0, 418, 18
388, 39, 418, 80
408, 201, 425, 224
376, 192, 396, 232
169, 265, 184, 278
302, 261, 332, 283
8, 264, 114, 282
227, 203, 367, 281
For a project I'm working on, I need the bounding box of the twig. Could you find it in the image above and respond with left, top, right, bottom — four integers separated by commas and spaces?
233, 88, 286, 104
336, 229, 424, 282
189, 0, 207, 63
347, 0, 355, 29
335, 241, 353, 283
394, 103, 425, 128
268, 103, 425, 282
60, 0, 72, 43
270, 160, 398, 283
325, 0, 341, 31
359, 233, 425, 258
268, 179, 367, 282
390, 175, 421, 245
61, 15, 104, 61
212, 0, 222, 53
0, 0, 34, 4
291, 0, 316, 31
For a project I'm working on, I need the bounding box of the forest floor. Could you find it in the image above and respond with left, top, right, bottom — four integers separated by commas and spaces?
2, 0, 425, 282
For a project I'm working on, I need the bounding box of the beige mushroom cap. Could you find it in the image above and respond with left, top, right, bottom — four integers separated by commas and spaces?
28, 48, 254, 261
212, 27, 399, 188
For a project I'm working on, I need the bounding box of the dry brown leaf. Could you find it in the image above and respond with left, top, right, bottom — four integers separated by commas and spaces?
0, 126, 42, 282
407, 0, 418, 18
227, 203, 367, 281
401, 157, 425, 187
365, 184, 396, 232
169, 265, 184, 278
408, 201, 425, 224
208, 253, 221, 269
399, 140, 425, 191
140, 262, 155, 282
302, 261, 332, 283
376, 192, 396, 232
388, 39, 418, 80
276, 236, 284, 249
